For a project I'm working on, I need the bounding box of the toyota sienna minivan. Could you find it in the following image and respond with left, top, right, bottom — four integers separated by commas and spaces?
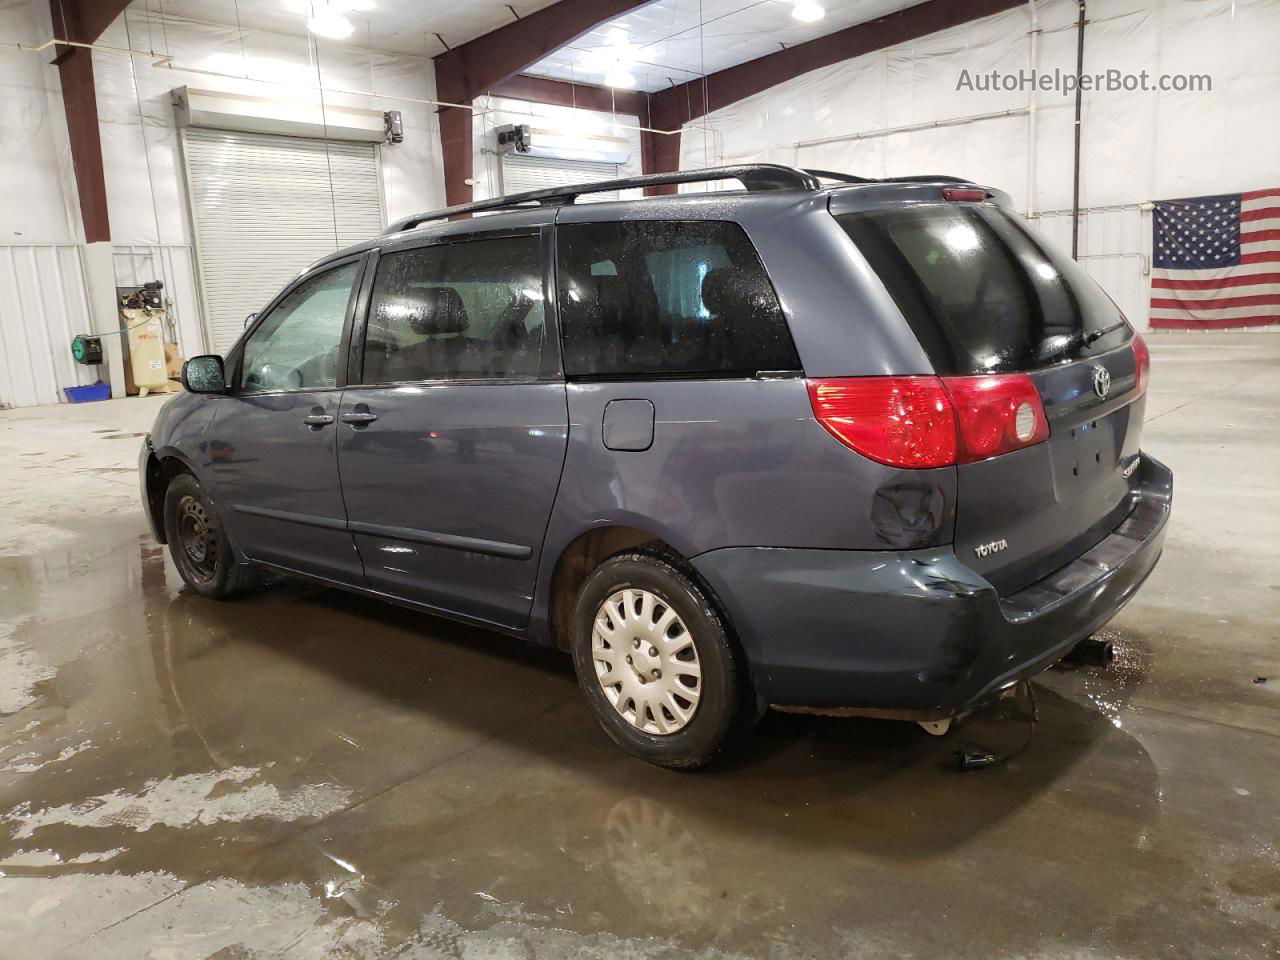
140, 164, 1172, 768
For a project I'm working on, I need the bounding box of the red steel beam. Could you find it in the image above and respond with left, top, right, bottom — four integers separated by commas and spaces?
49, 0, 132, 242
433, 0, 659, 205
646, 0, 1028, 187
488, 74, 648, 120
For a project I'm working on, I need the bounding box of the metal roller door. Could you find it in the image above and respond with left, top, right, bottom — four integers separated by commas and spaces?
500, 155, 620, 199
182, 128, 384, 353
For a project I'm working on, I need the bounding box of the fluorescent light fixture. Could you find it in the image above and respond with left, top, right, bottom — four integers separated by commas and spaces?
604, 69, 636, 89
308, 10, 354, 38
304, 0, 372, 39
792, 0, 825, 22
587, 27, 639, 87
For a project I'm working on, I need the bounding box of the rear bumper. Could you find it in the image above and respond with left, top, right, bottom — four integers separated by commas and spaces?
691, 454, 1172, 717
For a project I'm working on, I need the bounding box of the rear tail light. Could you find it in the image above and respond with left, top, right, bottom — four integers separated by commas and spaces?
807, 374, 1049, 468
1131, 333, 1150, 395
807, 377, 956, 468
941, 374, 1049, 463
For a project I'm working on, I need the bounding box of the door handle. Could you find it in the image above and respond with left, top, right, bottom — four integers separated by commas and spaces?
341, 411, 378, 426
302, 414, 335, 428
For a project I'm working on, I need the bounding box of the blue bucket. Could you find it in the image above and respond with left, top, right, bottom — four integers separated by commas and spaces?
63, 382, 111, 403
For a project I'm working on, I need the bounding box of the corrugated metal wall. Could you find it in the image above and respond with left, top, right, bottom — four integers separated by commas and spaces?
1027, 205, 1151, 331
0, 245, 97, 409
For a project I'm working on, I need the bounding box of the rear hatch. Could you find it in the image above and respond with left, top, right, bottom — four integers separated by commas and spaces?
836, 199, 1146, 594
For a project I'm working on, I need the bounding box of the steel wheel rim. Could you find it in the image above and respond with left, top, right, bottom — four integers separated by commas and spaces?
177, 494, 218, 582
592, 588, 702, 735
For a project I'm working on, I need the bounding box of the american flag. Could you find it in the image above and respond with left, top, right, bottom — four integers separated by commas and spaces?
1150, 189, 1280, 329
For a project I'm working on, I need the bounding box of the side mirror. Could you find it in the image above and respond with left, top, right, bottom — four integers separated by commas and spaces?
182, 355, 227, 394
244, 312, 257, 330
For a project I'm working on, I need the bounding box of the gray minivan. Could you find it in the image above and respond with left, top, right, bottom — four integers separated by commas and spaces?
140, 164, 1171, 768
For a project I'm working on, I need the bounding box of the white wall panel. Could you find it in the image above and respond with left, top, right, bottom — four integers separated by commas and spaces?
0, 246, 96, 409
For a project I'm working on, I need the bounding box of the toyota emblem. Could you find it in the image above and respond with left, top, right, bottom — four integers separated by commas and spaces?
1091, 365, 1111, 399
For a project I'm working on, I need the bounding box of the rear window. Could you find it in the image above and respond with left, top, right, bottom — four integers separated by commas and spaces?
836, 205, 1131, 375
556, 220, 801, 378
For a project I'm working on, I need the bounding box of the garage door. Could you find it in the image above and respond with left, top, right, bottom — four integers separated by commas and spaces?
501, 155, 620, 200
182, 128, 384, 353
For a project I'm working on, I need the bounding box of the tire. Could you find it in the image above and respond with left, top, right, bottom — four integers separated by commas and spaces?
162, 472, 257, 599
570, 550, 751, 769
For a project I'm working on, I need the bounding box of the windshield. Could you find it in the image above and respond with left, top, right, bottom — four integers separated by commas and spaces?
836, 204, 1132, 375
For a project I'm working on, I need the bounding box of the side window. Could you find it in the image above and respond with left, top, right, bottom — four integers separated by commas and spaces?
556, 220, 800, 378
240, 261, 359, 392
362, 235, 546, 383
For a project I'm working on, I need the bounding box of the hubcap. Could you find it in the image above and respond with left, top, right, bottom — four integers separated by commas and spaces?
177, 495, 218, 581
592, 588, 702, 735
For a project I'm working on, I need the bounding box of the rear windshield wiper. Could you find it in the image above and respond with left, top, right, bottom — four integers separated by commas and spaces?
1082, 321, 1128, 347
1041, 320, 1129, 364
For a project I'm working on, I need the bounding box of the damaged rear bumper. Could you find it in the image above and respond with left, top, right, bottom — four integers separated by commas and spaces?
691, 454, 1172, 717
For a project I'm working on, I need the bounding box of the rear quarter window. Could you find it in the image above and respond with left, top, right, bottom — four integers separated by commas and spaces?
836, 205, 1131, 374
556, 220, 801, 378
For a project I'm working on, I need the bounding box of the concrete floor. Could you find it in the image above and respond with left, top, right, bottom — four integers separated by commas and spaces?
0, 333, 1277, 959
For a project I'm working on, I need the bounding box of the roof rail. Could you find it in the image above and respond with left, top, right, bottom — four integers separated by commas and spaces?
881, 175, 971, 184
803, 169, 876, 184
382, 163, 823, 235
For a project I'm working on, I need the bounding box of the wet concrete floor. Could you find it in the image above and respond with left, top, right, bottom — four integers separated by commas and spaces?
0, 333, 1277, 959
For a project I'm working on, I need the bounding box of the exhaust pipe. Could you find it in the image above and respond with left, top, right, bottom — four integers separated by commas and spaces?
1065, 636, 1114, 668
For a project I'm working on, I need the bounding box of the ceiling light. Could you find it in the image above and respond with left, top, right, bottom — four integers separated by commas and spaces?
792, 1, 825, 22
308, 10, 354, 38
304, 0, 370, 39
604, 69, 636, 89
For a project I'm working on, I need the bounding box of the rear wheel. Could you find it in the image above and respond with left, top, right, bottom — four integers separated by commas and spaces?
162, 473, 255, 599
571, 551, 750, 769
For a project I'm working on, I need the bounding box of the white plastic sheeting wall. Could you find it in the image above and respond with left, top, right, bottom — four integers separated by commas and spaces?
0, 2, 81, 245
92, 7, 446, 247
679, 0, 1280, 331
0, 245, 97, 409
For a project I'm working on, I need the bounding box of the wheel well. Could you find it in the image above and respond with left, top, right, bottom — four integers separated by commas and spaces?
144, 455, 192, 543
548, 526, 674, 651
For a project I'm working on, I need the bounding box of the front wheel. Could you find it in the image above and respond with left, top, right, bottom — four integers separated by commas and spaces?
571, 551, 751, 769
162, 473, 255, 599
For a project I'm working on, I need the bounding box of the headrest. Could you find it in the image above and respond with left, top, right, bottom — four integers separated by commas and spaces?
408, 287, 469, 335
699, 267, 735, 316
700, 266, 771, 317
